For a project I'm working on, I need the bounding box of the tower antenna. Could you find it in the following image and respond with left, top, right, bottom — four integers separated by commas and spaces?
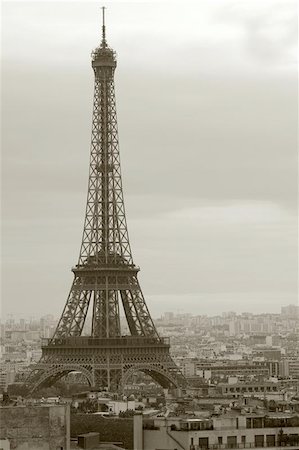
102, 6, 107, 47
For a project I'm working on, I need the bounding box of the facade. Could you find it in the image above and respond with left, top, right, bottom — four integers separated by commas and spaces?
0, 368, 15, 392
280, 359, 299, 379
107, 400, 136, 415
281, 305, 299, 319
0, 404, 70, 450
135, 413, 299, 450
217, 381, 283, 397
181, 361, 269, 380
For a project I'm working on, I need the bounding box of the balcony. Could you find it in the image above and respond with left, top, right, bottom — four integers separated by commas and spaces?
41, 336, 170, 349
191, 444, 299, 449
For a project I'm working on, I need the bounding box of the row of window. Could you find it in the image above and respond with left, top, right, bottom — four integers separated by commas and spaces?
224, 386, 278, 393
190, 433, 299, 449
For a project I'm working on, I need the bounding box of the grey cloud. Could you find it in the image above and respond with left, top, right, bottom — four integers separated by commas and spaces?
2, 1, 297, 317
214, 0, 297, 66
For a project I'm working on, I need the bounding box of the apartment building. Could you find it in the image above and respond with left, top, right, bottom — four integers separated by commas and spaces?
135, 412, 299, 450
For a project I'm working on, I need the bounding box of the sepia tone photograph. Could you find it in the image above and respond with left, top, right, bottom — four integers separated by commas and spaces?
1, 1, 298, 449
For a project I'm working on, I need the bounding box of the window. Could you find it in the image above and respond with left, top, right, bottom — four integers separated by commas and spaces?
266, 435, 275, 447
255, 435, 264, 447
253, 417, 263, 428
198, 437, 209, 449
289, 434, 299, 446
218, 437, 223, 444
241, 436, 246, 443
227, 436, 237, 448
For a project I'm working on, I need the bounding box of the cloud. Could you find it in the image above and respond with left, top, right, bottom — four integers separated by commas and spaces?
2, 1, 297, 317
215, 0, 297, 68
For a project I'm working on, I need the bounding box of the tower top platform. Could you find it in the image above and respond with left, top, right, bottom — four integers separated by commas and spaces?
91, 6, 116, 67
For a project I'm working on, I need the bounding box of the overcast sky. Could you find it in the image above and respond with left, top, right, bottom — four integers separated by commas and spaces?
2, 0, 298, 320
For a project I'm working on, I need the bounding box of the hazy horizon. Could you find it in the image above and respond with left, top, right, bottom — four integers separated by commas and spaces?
1, 301, 298, 322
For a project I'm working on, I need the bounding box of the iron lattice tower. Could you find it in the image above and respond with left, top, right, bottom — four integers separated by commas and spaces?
27, 9, 186, 393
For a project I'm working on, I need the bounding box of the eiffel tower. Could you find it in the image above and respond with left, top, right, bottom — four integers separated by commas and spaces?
27, 9, 186, 394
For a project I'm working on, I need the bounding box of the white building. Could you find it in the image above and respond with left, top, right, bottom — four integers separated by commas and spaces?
134, 413, 299, 450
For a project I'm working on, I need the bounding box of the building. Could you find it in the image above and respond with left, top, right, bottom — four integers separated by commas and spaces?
279, 359, 299, 379
253, 347, 282, 361
216, 381, 288, 401
0, 368, 15, 392
180, 360, 269, 381
0, 404, 70, 450
135, 412, 299, 450
281, 305, 299, 319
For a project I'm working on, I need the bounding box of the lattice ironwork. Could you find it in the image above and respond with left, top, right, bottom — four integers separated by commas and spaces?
28, 337, 186, 393
26, 9, 186, 394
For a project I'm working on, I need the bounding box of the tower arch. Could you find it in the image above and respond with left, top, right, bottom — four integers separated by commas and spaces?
123, 364, 180, 389
30, 365, 93, 394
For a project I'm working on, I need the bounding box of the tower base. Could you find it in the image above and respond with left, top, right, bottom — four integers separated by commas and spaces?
26, 336, 186, 394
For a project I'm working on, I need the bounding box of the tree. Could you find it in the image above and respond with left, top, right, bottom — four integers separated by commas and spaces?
7, 384, 29, 397
268, 399, 276, 412
278, 428, 287, 446
78, 399, 98, 413
119, 409, 135, 418
2, 392, 10, 405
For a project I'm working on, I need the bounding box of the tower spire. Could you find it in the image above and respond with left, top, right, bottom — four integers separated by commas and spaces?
101, 6, 107, 47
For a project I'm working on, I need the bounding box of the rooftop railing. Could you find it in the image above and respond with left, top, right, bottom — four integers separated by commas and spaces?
191, 442, 299, 449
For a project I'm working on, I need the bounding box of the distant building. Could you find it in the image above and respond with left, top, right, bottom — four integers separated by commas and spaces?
217, 381, 284, 399
163, 312, 174, 322
181, 360, 269, 381
279, 359, 299, 379
0, 368, 15, 393
281, 304, 299, 319
253, 347, 282, 361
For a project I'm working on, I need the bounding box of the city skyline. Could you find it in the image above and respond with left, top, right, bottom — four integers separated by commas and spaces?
1, 303, 298, 323
2, 1, 298, 319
